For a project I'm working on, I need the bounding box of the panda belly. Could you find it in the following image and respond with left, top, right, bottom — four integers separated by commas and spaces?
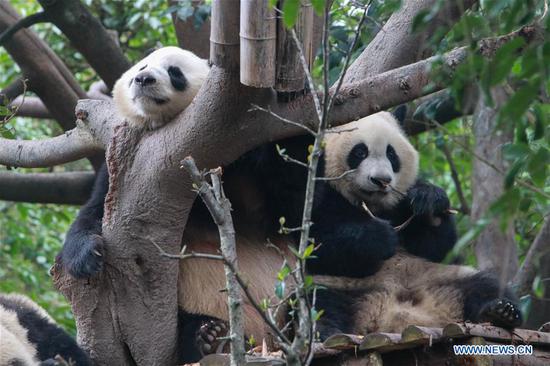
315, 252, 477, 334
178, 226, 294, 342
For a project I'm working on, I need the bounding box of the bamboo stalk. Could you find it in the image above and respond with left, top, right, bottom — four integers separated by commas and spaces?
275, 1, 313, 92
210, 0, 240, 69
240, 0, 276, 87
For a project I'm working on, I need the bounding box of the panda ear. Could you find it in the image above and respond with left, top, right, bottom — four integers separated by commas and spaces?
393, 105, 407, 125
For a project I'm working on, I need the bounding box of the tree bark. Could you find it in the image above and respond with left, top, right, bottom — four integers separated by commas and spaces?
170, 0, 211, 59
471, 86, 518, 286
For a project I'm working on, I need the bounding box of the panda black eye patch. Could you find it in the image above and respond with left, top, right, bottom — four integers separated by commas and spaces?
347, 143, 368, 169
168, 66, 187, 91
386, 144, 400, 172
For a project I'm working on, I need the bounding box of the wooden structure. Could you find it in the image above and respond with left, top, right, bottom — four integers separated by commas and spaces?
190, 323, 550, 365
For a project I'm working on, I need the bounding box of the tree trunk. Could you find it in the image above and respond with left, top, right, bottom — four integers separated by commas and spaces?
471, 86, 518, 286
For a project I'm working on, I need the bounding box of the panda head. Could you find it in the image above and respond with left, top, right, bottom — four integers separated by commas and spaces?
323, 111, 419, 211
112, 46, 210, 130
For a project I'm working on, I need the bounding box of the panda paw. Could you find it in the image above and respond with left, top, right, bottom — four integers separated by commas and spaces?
61, 233, 105, 278
407, 183, 450, 218
196, 319, 230, 357
480, 298, 522, 329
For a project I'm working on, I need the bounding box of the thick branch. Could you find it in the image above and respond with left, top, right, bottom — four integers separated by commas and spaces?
9, 95, 51, 119
37, 0, 130, 90
170, 0, 211, 59
0, 98, 114, 168
0, 11, 48, 45
0, 127, 102, 168
0, 77, 25, 106
0, 171, 94, 204
513, 217, 550, 297
345, 0, 478, 82
0, 0, 86, 131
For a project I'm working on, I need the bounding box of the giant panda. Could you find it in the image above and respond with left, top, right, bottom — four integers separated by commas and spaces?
0, 293, 92, 366
304, 114, 522, 338
112, 46, 210, 130
58, 47, 518, 362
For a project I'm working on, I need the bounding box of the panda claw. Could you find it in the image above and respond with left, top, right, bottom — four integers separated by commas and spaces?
480, 298, 523, 329
196, 319, 230, 357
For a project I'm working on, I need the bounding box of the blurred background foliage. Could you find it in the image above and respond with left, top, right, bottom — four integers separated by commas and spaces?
0, 0, 548, 334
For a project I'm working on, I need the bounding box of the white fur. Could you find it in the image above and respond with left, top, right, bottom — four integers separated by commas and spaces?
0, 295, 42, 366
112, 46, 209, 129
324, 112, 419, 212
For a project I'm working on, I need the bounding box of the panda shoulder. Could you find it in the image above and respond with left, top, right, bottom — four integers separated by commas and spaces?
0, 293, 55, 324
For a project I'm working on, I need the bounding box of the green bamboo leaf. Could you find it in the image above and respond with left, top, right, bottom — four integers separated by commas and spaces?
283, 0, 300, 28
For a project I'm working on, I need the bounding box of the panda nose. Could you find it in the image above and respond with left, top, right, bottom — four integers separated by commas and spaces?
371, 176, 392, 188
134, 72, 156, 86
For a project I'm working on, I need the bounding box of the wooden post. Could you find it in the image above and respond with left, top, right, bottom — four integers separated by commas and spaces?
210, 0, 240, 69
275, 1, 313, 92
240, 0, 276, 87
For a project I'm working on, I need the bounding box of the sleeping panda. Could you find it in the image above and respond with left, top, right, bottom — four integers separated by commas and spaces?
58, 46, 291, 362
112, 46, 210, 130
0, 293, 91, 366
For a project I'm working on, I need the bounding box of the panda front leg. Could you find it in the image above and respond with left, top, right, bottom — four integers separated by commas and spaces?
458, 271, 522, 328
307, 217, 398, 277
395, 180, 457, 262
58, 163, 109, 278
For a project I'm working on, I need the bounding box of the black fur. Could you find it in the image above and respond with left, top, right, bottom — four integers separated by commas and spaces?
308, 184, 398, 277
177, 311, 221, 364
380, 180, 457, 262
0, 296, 91, 366
168, 66, 187, 91
59, 163, 108, 278
454, 271, 522, 328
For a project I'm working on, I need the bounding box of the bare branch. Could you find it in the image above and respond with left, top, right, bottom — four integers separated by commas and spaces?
249, 104, 316, 136
0, 77, 25, 106
0, 11, 47, 46
181, 156, 246, 366
439, 141, 470, 215
513, 217, 550, 297
0, 171, 94, 204
345, 0, 478, 82
9, 95, 51, 119
0, 127, 102, 168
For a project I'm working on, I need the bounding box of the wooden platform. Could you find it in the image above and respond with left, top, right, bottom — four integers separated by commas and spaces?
190, 323, 550, 365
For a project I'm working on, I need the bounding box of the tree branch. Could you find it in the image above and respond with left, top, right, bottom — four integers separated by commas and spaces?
0, 77, 25, 106
0, 11, 48, 46
36, 0, 130, 90
344, 0, 478, 82
181, 157, 245, 366
513, 217, 550, 297
0, 171, 94, 204
170, 0, 211, 59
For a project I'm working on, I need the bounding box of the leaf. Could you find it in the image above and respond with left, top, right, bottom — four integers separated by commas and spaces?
504, 160, 525, 189
277, 264, 291, 281
486, 37, 525, 87
411, 9, 430, 33
303, 243, 315, 258
527, 148, 549, 186
283, 0, 300, 28
502, 143, 530, 161
275, 281, 285, 299
311, 0, 324, 15
533, 104, 547, 140
499, 83, 539, 123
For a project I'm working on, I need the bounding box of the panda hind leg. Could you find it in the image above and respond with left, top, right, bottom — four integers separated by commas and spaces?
196, 319, 230, 356
478, 298, 522, 329
458, 271, 522, 329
